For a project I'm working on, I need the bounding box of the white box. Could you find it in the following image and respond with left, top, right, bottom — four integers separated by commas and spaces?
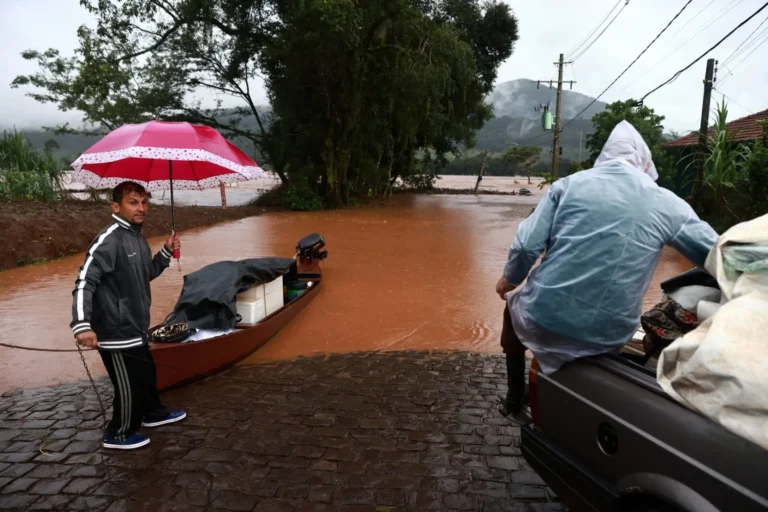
265, 291, 284, 316
237, 284, 265, 303
236, 298, 266, 325
264, 276, 283, 297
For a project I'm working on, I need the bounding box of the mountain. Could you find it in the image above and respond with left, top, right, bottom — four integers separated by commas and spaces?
474, 79, 605, 157
471, 115, 595, 158
486, 79, 607, 120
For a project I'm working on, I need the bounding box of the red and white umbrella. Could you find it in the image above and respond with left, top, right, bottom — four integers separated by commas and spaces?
71, 120, 266, 264
71, 120, 264, 191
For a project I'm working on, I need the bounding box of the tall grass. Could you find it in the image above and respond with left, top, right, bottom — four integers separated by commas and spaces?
0, 129, 65, 202
681, 101, 752, 231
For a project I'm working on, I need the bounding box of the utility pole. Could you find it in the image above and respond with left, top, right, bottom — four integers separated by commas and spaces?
473, 150, 489, 195
694, 58, 716, 199
578, 130, 583, 163
536, 54, 574, 180
552, 53, 565, 180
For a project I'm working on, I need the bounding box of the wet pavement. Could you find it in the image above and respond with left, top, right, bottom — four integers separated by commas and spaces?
0, 350, 562, 512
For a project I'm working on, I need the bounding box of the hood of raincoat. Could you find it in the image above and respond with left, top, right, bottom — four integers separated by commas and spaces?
593, 120, 659, 181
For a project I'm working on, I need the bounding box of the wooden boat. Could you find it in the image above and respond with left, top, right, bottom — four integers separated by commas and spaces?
150, 235, 327, 391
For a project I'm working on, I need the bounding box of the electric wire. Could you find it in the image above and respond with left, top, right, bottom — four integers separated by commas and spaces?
560, 0, 695, 131
640, 2, 768, 102
566, 0, 624, 59
570, 1, 632, 62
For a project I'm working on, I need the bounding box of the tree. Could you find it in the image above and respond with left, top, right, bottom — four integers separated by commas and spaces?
586, 99, 676, 189
587, 100, 666, 161
12, 0, 284, 178
502, 146, 541, 184
43, 139, 60, 154
261, 0, 518, 205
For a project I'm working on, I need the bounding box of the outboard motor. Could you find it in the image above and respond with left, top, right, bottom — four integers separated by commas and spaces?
295, 233, 327, 279
297, 233, 328, 261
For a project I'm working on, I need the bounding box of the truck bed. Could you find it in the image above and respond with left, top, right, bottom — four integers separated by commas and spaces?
522, 353, 768, 512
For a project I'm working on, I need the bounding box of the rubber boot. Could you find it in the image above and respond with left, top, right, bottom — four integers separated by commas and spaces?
498, 354, 529, 418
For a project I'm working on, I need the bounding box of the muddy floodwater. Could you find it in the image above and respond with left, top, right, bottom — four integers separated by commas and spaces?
0, 193, 690, 392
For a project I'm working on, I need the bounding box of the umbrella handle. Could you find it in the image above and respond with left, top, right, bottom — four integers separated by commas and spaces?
173, 248, 180, 259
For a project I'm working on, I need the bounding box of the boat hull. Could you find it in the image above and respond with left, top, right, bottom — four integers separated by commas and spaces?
150, 280, 321, 391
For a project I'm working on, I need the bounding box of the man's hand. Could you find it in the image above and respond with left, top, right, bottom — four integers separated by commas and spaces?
496, 276, 517, 300
164, 230, 180, 254
75, 330, 99, 349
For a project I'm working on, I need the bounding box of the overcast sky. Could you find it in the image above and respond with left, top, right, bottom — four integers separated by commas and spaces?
1, 0, 766, 133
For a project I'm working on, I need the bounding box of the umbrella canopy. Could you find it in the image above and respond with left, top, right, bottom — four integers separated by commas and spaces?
71, 120, 265, 191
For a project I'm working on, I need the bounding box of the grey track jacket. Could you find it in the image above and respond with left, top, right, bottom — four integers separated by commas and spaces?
70, 213, 171, 350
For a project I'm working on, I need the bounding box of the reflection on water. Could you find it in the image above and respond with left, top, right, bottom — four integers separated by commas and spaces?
0, 194, 690, 391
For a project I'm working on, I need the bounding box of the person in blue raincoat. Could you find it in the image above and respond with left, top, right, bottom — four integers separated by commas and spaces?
495, 120, 718, 418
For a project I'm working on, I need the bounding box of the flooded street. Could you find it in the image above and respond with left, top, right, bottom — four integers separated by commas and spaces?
0, 192, 690, 392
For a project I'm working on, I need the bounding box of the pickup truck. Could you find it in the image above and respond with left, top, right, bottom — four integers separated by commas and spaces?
520, 272, 768, 512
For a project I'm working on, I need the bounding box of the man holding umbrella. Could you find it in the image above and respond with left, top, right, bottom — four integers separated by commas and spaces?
68, 120, 265, 449
71, 181, 186, 450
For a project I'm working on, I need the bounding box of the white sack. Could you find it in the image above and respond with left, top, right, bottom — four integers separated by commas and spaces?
657, 213, 768, 451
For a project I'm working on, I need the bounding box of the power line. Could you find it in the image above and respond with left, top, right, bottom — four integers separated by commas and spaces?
716, 30, 768, 87
717, 24, 768, 76
661, 0, 747, 57
719, 13, 768, 66
514, 131, 554, 144
570, 1, 631, 62
560, 0, 695, 132
617, 0, 745, 96
661, 0, 721, 45
714, 90, 754, 115
640, 2, 768, 102
725, 26, 768, 68
567, 0, 624, 59
613, 0, 721, 96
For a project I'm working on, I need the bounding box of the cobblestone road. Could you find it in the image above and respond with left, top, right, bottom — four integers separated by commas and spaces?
0, 351, 563, 511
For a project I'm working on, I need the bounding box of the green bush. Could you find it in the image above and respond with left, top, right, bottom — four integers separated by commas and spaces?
735, 121, 768, 222
401, 172, 437, 191
0, 129, 64, 202
284, 180, 323, 211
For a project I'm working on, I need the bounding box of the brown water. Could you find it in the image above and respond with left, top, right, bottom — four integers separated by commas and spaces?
0, 194, 690, 392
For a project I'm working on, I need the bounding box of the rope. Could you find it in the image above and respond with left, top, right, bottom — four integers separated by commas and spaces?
76, 342, 108, 428
0, 342, 108, 426
0, 339, 251, 388
0, 342, 91, 352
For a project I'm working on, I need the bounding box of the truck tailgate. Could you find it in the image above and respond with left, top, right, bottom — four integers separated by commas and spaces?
532, 356, 768, 511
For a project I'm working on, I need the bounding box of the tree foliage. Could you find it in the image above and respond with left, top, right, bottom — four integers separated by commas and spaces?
503, 146, 540, 184
738, 120, 768, 222
12, 0, 281, 176
11, 0, 519, 205
586, 99, 675, 189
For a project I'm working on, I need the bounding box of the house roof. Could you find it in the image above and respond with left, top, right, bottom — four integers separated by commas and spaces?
663, 108, 768, 148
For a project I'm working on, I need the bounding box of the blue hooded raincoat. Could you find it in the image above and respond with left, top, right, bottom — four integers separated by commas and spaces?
503, 121, 718, 374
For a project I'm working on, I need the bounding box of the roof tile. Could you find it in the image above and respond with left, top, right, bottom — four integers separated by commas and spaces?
663, 108, 768, 147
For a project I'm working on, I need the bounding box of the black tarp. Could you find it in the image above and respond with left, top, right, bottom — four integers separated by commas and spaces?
163, 257, 297, 330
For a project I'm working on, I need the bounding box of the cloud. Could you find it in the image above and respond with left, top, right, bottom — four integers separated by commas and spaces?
1, 0, 765, 133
